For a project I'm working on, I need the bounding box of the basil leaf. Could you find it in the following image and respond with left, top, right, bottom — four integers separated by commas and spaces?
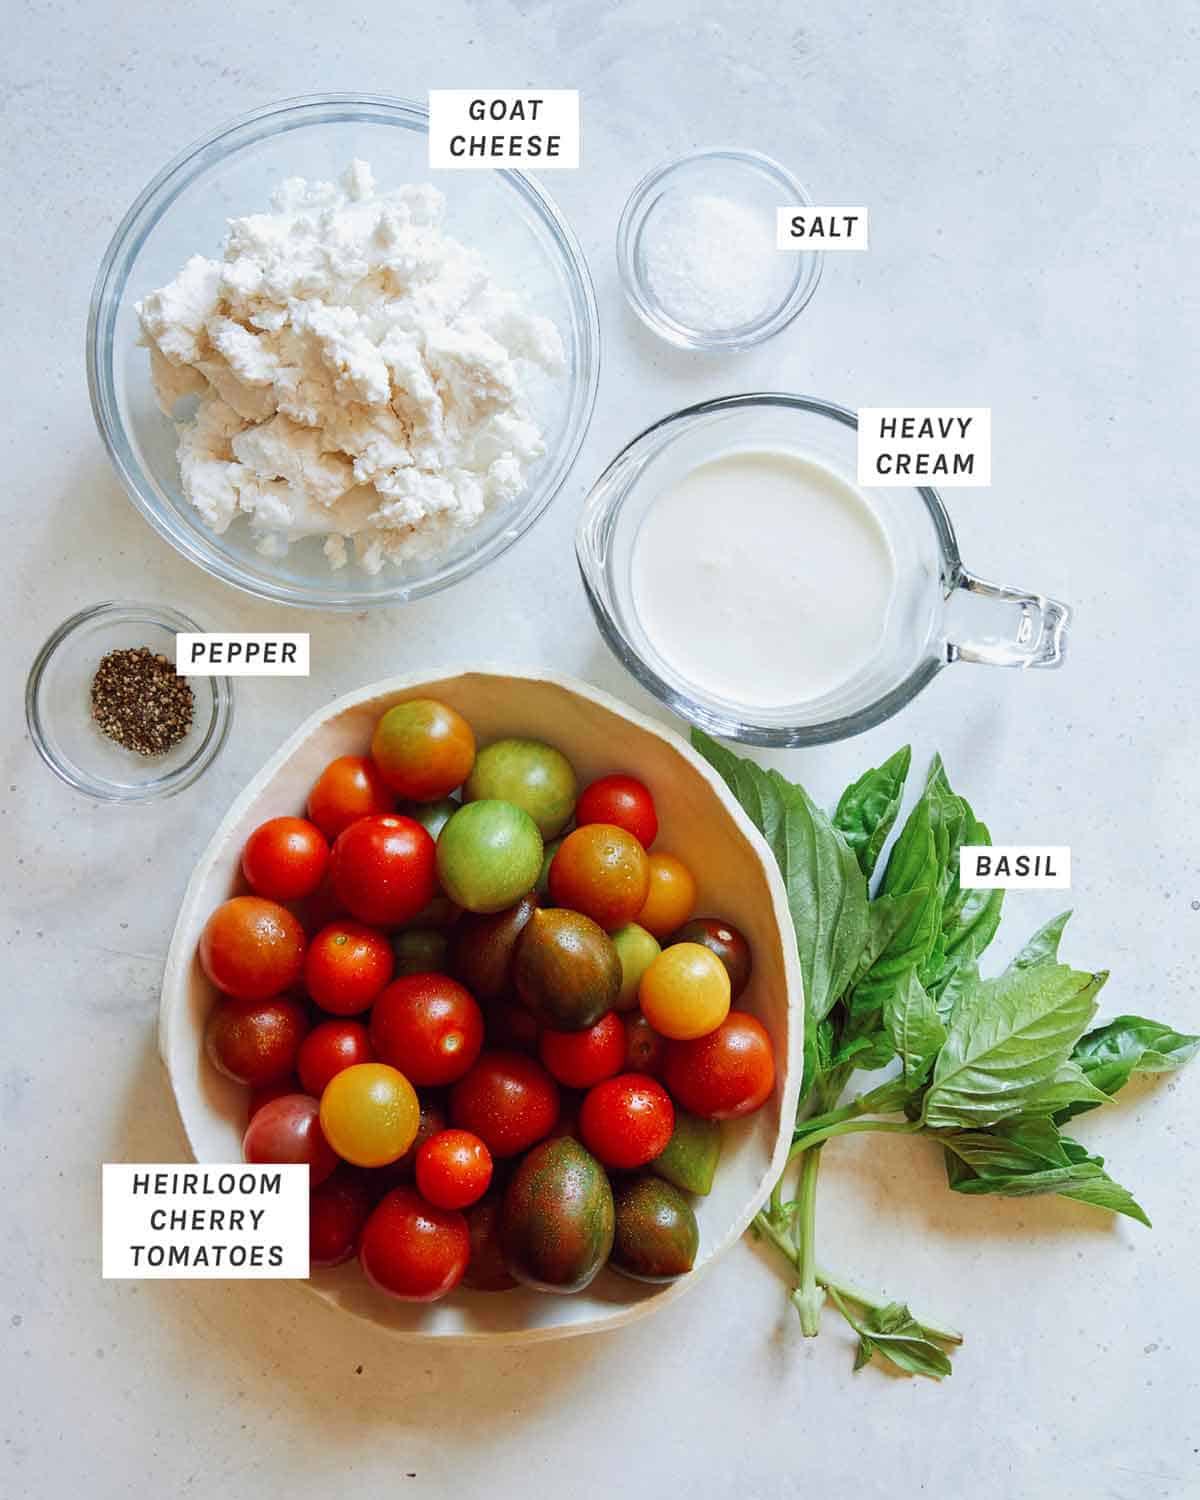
834, 745, 911, 878
855, 1303, 953, 1380
1071, 1014, 1200, 1097
924, 759, 1004, 993
1009, 911, 1072, 971
921, 962, 1108, 1129
692, 730, 868, 1023
884, 969, 946, 1089
881, 798, 939, 903
1015, 1059, 1112, 1117
935, 955, 979, 1025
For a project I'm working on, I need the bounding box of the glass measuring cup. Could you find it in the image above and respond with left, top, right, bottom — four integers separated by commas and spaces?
576, 393, 1070, 747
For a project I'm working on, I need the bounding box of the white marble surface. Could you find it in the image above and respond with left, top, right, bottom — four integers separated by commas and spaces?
4, 3, 1198, 1497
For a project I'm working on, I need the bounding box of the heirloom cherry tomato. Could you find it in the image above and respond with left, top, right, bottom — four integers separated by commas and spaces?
298, 1019, 373, 1096
580, 1073, 674, 1170
548, 823, 650, 930
392, 927, 450, 977
663, 1011, 776, 1120
306, 755, 394, 840
638, 942, 731, 1040
369, 974, 484, 1087
319, 1063, 421, 1168
575, 774, 658, 848
464, 738, 577, 839
398, 797, 460, 841
635, 853, 697, 938
359, 1187, 470, 1301
449, 1050, 560, 1157
304, 921, 394, 1015
486, 998, 540, 1054
241, 816, 329, 902
667, 917, 753, 999
199, 896, 306, 1001
539, 1012, 625, 1089
371, 699, 476, 801
247, 1075, 301, 1123
242, 1094, 338, 1185
415, 1129, 493, 1210
385, 1098, 449, 1184
436, 800, 543, 914
331, 815, 437, 927
622, 1012, 665, 1077
611, 923, 661, 1010
309, 1170, 373, 1267
206, 994, 309, 1087
463, 1191, 517, 1291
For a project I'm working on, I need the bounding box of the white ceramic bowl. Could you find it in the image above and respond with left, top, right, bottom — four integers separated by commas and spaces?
160, 669, 803, 1342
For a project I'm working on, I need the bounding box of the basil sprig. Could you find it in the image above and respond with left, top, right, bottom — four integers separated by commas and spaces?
693, 731, 1197, 1381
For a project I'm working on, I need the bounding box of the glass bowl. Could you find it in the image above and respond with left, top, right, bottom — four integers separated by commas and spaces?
25, 602, 233, 801
87, 94, 601, 610
577, 393, 1070, 746
616, 149, 821, 351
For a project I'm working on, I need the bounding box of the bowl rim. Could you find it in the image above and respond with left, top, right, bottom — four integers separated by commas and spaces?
159, 666, 804, 1342
87, 92, 602, 612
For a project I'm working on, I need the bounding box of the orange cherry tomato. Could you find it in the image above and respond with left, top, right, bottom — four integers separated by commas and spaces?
636, 853, 697, 938
638, 942, 731, 1040
304, 921, 394, 1016
319, 1063, 421, 1168
371, 699, 476, 801
199, 896, 306, 1001
548, 823, 650, 930
241, 816, 329, 902
415, 1129, 493, 1210
306, 755, 394, 840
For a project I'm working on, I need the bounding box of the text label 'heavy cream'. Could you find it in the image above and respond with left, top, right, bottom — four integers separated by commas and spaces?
102, 1165, 309, 1278
776, 207, 869, 250
176, 633, 310, 676
959, 846, 1071, 890
857, 408, 991, 487
428, 91, 580, 168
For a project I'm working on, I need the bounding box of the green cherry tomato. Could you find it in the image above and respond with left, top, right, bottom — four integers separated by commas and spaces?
436, 800, 544, 914
610, 923, 662, 1011
464, 738, 577, 839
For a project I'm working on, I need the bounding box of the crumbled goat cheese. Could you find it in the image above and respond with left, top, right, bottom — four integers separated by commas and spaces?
137, 161, 564, 572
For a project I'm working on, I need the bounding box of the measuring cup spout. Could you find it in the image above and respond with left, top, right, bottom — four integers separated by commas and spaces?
946, 571, 1070, 669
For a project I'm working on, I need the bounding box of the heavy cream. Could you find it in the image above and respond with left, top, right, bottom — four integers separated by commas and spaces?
631, 449, 895, 708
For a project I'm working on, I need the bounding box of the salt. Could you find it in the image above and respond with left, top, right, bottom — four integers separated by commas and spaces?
642, 192, 778, 332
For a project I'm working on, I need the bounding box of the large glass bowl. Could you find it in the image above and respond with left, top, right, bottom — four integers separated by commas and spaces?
87, 94, 600, 610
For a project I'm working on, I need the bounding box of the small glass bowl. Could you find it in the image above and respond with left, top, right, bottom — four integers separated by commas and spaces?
25, 602, 233, 802
617, 148, 822, 352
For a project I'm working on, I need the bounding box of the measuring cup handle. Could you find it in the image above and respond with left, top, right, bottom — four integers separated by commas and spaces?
946, 571, 1071, 668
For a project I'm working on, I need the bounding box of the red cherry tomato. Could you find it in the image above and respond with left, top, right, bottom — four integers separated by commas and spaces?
247, 1075, 301, 1123
415, 1129, 493, 1210
199, 896, 305, 1001
622, 1011, 666, 1078
307, 755, 394, 841
449, 1050, 560, 1157
579, 1073, 674, 1170
370, 974, 485, 1087
206, 994, 309, 1087
359, 1187, 470, 1301
663, 1010, 776, 1120
539, 1012, 625, 1089
304, 921, 394, 1016
241, 816, 329, 903
309, 1170, 373, 1266
575, 774, 658, 849
331, 815, 437, 928
242, 1094, 338, 1185
297, 1019, 373, 1096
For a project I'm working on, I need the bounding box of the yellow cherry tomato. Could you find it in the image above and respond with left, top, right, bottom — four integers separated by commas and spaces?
638, 942, 731, 1040
319, 1062, 420, 1167
636, 852, 697, 938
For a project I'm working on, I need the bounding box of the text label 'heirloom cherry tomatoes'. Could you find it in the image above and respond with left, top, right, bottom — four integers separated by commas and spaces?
304, 921, 394, 1015
206, 994, 309, 1088
199, 896, 306, 1001
579, 1073, 675, 1170
663, 1011, 776, 1120
306, 754, 394, 840
371, 699, 476, 801
319, 1063, 421, 1168
241, 816, 329, 903
415, 1129, 494, 1210
359, 1187, 470, 1301
369, 974, 484, 1087
242, 1094, 338, 1186
575, 774, 658, 849
331, 815, 437, 928
548, 823, 650, 930
450, 1050, 560, 1157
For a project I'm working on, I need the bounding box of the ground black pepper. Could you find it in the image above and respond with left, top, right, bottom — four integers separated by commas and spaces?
90, 646, 194, 756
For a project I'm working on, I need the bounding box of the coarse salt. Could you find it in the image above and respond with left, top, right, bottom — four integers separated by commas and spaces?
642, 192, 778, 332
